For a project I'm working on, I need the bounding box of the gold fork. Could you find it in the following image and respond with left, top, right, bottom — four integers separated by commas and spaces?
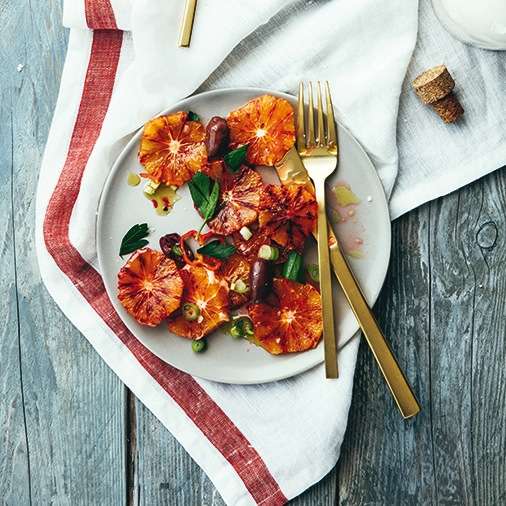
297, 82, 339, 379
296, 81, 421, 417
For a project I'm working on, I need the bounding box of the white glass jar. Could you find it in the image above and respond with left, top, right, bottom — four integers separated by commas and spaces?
432, 0, 506, 50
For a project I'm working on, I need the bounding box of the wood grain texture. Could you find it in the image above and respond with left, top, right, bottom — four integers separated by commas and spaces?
0, 69, 32, 506
470, 172, 506, 506
0, 1, 127, 505
338, 205, 436, 505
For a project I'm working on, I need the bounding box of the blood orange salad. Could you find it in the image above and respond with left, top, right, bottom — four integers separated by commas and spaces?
117, 95, 322, 355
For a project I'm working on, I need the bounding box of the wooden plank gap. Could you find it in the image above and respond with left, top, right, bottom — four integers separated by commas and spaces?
427, 200, 439, 505
126, 388, 139, 506
9, 102, 34, 506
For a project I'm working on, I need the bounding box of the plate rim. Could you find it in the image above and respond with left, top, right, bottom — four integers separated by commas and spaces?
96, 86, 392, 384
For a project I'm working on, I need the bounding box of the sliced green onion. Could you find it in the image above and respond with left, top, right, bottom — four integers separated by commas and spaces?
282, 251, 304, 281
258, 244, 279, 261
143, 180, 160, 195
239, 226, 253, 241
230, 317, 254, 339
191, 338, 207, 352
183, 302, 200, 321
230, 279, 249, 294
172, 244, 183, 257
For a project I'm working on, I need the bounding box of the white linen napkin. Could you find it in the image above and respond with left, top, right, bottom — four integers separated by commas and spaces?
36, 0, 506, 504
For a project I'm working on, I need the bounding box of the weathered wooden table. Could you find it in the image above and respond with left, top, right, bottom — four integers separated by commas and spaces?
2, 2, 505, 505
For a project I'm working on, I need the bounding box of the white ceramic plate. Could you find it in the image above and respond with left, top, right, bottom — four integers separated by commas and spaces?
97, 88, 391, 384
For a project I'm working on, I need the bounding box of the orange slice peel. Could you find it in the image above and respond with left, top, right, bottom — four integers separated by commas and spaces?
227, 95, 295, 166
117, 248, 183, 327
248, 278, 323, 354
168, 265, 230, 340
139, 111, 207, 187
208, 167, 263, 235
258, 183, 317, 253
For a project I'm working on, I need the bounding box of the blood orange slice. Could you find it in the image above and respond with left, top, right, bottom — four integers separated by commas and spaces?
227, 95, 295, 166
208, 167, 262, 235
232, 226, 272, 262
258, 183, 317, 253
168, 265, 230, 339
139, 111, 207, 187
117, 248, 183, 327
218, 253, 251, 308
248, 278, 322, 354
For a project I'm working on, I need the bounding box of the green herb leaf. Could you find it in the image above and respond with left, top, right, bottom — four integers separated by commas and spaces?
188, 171, 210, 210
197, 240, 236, 260
188, 110, 200, 121
120, 223, 149, 257
224, 145, 248, 173
203, 180, 220, 220
189, 172, 220, 217
282, 251, 304, 282
189, 172, 220, 233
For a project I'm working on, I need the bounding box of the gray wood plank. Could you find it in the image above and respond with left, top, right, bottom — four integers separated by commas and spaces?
427, 189, 476, 504
470, 170, 506, 506
0, 75, 32, 506
0, 0, 127, 504
429, 172, 506, 505
338, 205, 437, 505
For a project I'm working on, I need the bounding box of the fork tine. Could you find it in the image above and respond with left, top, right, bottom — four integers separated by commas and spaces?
297, 82, 306, 150
316, 81, 325, 146
325, 81, 337, 148
307, 82, 316, 147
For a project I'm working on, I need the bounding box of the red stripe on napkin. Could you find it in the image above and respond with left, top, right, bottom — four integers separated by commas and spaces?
43, 30, 286, 506
85, 0, 117, 29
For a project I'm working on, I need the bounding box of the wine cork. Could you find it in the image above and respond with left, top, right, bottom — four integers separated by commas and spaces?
413, 65, 455, 104
413, 65, 463, 123
431, 94, 464, 124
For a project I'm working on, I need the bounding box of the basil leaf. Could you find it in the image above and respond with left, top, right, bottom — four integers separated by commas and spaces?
203, 180, 220, 221
224, 145, 248, 173
120, 223, 149, 256
188, 172, 210, 212
189, 172, 220, 234
188, 110, 200, 121
282, 251, 304, 282
197, 240, 236, 260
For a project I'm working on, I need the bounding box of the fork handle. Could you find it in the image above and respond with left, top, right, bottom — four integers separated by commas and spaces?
314, 180, 339, 378
328, 235, 421, 418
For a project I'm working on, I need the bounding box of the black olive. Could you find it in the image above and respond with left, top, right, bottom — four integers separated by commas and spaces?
249, 259, 273, 303
159, 233, 193, 268
205, 116, 229, 159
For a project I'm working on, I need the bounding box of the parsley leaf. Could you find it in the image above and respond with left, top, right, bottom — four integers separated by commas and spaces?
197, 240, 236, 260
224, 144, 248, 173
188, 172, 220, 232
120, 223, 149, 257
188, 110, 200, 121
